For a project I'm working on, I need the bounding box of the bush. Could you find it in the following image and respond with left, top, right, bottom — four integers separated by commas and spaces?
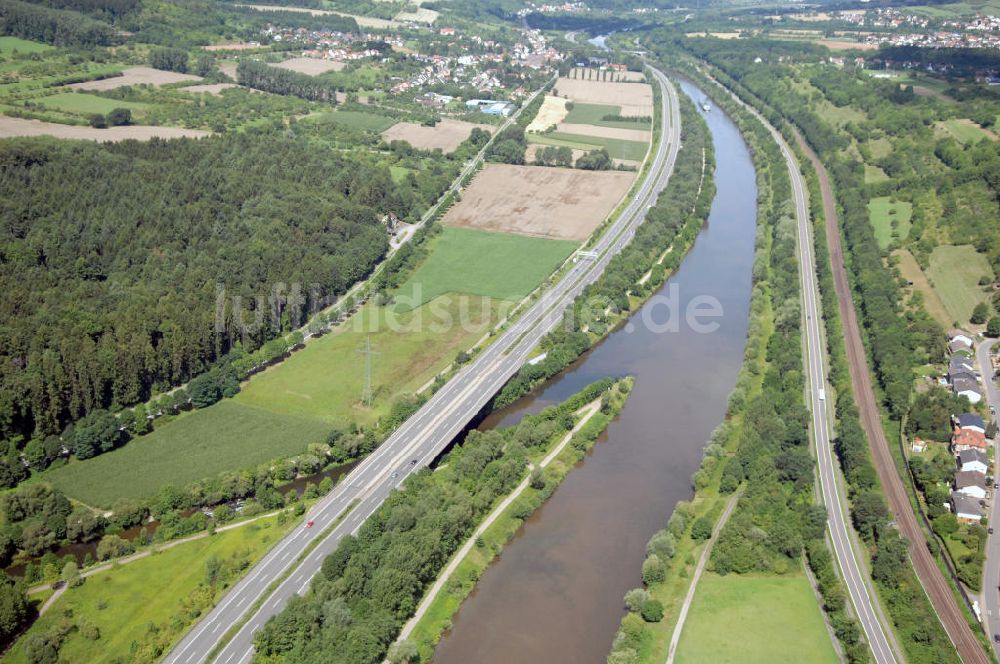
691, 515, 714, 541
106, 108, 131, 126
88, 113, 106, 129
640, 598, 664, 622
641, 554, 665, 584
623, 587, 650, 612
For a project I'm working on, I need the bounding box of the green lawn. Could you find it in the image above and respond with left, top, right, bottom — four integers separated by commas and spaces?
0, 37, 52, 54
43, 401, 330, 506
868, 196, 912, 249
529, 132, 649, 162
674, 573, 839, 664
564, 101, 651, 130
936, 118, 995, 145
927, 244, 994, 323
393, 227, 578, 309
864, 163, 890, 184
311, 109, 395, 132
35, 92, 150, 116
2, 514, 293, 664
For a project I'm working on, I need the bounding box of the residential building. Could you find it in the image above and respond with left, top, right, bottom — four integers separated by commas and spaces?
957, 448, 989, 474
955, 469, 987, 499
955, 412, 987, 435
951, 491, 984, 523
952, 375, 984, 404
953, 427, 988, 452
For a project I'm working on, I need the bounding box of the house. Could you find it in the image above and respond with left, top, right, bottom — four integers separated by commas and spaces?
952, 375, 984, 404
951, 491, 983, 523
955, 470, 987, 499
949, 329, 973, 349
953, 427, 988, 452
949, 354, 976, 376
911, 437, 927, 453
955, 412, 987, 435
957, 448, 989, 474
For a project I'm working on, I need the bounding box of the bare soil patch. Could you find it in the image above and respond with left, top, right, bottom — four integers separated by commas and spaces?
526, 94, 568, 133
181, 83, 239, 95
0, 117, 210, 142
202, 43, 260, 51
555, 122, 651, 142
395, 7, 438, 23
817, 38, 877, 50
442, 164, 634, 241
273, 57, 345, 75
235, 4, 398, 28
70, 66, 202, 91
554, 77, 653, 118
382, 118, 490, 153
218, 62, 238, 79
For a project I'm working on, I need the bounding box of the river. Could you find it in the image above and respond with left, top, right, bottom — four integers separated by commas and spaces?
431, 79, 759, 664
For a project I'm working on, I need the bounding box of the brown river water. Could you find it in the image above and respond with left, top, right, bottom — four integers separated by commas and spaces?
431, 79, 759, 664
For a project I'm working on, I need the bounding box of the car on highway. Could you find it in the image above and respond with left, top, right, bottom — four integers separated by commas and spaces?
411, 458, 418, 465
990, 527, 995, 535
305, 520, 314, 528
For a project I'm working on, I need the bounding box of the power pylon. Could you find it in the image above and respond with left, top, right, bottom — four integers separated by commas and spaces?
357, 336, 379, 408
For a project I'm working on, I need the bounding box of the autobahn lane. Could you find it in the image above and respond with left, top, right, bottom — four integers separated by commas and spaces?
709, 73, 898, 663
164, 66, 682, 664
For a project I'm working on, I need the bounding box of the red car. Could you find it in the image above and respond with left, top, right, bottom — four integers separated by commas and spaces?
306, 519, 314, 528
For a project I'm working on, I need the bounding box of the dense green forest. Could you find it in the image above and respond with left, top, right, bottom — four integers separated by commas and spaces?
0, 132, 442, 444
237, 60, 340, 103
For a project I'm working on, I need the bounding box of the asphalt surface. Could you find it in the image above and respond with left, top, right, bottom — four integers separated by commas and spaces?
796, 131, 990, 664
737, 95, 899, 663
978, 339, 1000, 649
163, 67, 683, 664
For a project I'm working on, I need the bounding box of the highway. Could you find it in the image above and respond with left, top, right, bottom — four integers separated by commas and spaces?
978, 339, 1000, 648
163, 66, 683, 664
710, 74, 899, 663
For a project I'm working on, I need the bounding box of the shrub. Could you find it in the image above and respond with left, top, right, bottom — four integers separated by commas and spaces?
641, 599, 664, 622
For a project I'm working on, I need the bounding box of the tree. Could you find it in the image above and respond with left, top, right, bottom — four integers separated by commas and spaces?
640, 598, 664, 622
387, 639, 418, 664
72, 409, 123, 459
150, 47, 188, 73
971, 302, 990, 325
576, 148, 612, 170
623, 587, 650, 612
691, 515, 714, 541
0, 575, 29, 646
106, 108, 131, 126
987, 316, 1000, 338
61, 560, 80, 587
529, 467, 546, 490
87, 113, 106, 129
96, 534, 132, 561
641, 554, 664, 585
66, 506, 103, 543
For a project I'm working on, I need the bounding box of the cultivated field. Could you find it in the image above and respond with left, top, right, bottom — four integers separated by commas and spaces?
0, 117, 210, 142
273, 57, 345, 75
564, 102, 652, 129
34, 92, 149, 115
442, 164, 634, 241
568, 67, 646, 83
236, 3, 399, 28
555, 122, 651, 143
926, 244, 994, 323
202, 42, 261, 51
312, 109, 395, 132
382, 118, 490, 152
527, 132, 648, 163
526, 94, 568, 133
181, 83, 239, 95
44, 401, 330, 505
554, 77, 653, 117
893, 248, 952, 326
4, 514, 293, 664
674, 573, 839, 664
393, 227, 577, 309
868, 196, 912, 248
70, 66, 202, 91
935, 118, 998, 144
395, 7, 438, 23
0, 36, 52, 54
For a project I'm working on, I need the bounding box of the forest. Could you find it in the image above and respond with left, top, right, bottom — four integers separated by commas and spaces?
0, 0, 117, 46
237, 60, 340, 103
0, 131, 439, 445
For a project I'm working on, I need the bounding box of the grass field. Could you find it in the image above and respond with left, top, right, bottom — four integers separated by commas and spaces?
935, 118, 996, 145
43, 401, 330, 506
35, 92, 150, 116
894, 249, 952, 327
528, 132, 649, 162
2, 514, 293, 664
393, 227, 577, 309
868, 196, 912, 248
312, 109, 395, 132
674, 573, 839, 664
0, 37, 52, 54
563, 102, 651, 130
927, 244, 994, 323
864, 163, 890, 184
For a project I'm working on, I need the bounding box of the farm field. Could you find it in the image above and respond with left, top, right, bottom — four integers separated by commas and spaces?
70, 66, 201, 91
0, 36, 52, 54
33, 92, 150, 116
894, 249, 952, 327
312, 109, 395, 132
181, 83, 239, 95
43, 401, 330, 505
674, 573, 839, 664
526, 94, 568, 133
382, 118, 489, 152
567, 67, 645, 82
273, 57, 345, 75
235, 3, 399, 28
554, 122, 651, 143
563, 101, 652, 130
553, 77, 653, 117
926, 244, 994, 323
2, 514, 294, 664
864, 163, 889, 184
867, 196, 912, 248
0, 117, 210, 142
528, 131, 648, 162
935, 118, 997, 144
393, 227, 577, 309
442, 163, 635, 240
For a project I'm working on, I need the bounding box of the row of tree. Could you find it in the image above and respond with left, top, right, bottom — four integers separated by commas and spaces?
237, 60, 340, 103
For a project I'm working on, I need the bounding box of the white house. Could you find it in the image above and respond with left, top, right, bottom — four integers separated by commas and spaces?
958, 448, 989, 475
955, 470, 987, 499
951, 491, 983, 523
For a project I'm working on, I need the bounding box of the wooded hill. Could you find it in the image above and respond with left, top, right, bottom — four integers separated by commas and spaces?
0, 132, 423, 441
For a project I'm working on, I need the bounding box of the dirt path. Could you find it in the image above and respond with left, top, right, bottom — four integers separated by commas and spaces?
393, 400, 602, 646
665, 489, 743, 664
795, 129, 989, 664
